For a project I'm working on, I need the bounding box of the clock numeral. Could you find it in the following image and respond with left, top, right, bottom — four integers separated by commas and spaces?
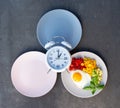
64, 61, 67, 63
56, 65, 60, 68
64, 57, 68, 60
50, 61, 53, 63
49, 57, 53, 60
50, 53, 53, 56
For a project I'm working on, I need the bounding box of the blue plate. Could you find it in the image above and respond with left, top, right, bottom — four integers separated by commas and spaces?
37, 9, 82, 51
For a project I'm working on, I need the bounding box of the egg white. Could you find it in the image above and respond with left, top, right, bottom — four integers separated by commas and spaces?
71, 70, 91, 89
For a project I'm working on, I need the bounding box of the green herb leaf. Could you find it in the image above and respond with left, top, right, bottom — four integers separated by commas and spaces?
83, 86, 92, 90
92, 70, 97, 77
92, 88, 96, 94
96, 84, 104, 90
83, 69, 104, 95
92, 77, 99, 85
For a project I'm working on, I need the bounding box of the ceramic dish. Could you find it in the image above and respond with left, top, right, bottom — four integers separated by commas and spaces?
61, 51, 108, 98
11, 51, 57, 97
37, 9, 82, 50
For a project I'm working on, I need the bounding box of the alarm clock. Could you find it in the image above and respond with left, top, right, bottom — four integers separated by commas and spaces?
46, 46, 71, 72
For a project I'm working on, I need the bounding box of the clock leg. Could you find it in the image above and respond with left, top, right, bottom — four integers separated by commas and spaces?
66, 69, 70, 73
47, 69, 52, 74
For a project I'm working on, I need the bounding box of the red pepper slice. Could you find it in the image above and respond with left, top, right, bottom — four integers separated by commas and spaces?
69, 57, 86, 71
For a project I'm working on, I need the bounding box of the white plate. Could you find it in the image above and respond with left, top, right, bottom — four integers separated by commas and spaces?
61, 51, 108, 98
11, 51, 57, 97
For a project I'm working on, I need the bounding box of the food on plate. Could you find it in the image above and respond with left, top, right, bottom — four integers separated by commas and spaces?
70, 70, 91, 89
69, 57, 97, 76
83, 57, 97, 76
83, 68, 104, 94
69, 58, 85, 71
69, 57, 104, 94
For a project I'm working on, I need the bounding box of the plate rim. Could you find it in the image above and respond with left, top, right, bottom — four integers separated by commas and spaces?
61, 51, 108, 98
11, 51, 57, 97
36, 9, 82, 51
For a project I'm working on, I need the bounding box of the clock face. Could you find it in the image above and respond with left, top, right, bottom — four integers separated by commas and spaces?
46, 46, 71, 72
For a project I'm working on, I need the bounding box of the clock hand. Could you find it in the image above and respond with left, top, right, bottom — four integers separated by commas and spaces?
57, 49, 60, 58
57, 49, 62, 58
58, 53, 62, 58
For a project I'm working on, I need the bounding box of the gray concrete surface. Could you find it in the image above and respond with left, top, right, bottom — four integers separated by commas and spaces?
0, 0, 120, 108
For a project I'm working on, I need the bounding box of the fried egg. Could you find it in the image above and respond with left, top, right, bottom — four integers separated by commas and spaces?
71, 70, 91, 89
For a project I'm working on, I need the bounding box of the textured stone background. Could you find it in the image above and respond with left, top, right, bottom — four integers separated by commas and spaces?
0, 0, 120, 108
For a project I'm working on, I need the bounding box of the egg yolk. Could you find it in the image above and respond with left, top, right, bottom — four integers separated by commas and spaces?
72, 72, 82, 82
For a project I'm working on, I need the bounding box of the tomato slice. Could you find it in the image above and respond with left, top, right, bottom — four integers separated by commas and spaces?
69, 57, 86, 71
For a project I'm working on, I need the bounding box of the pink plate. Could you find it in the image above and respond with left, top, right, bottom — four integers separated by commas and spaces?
11, 51, 57, 97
